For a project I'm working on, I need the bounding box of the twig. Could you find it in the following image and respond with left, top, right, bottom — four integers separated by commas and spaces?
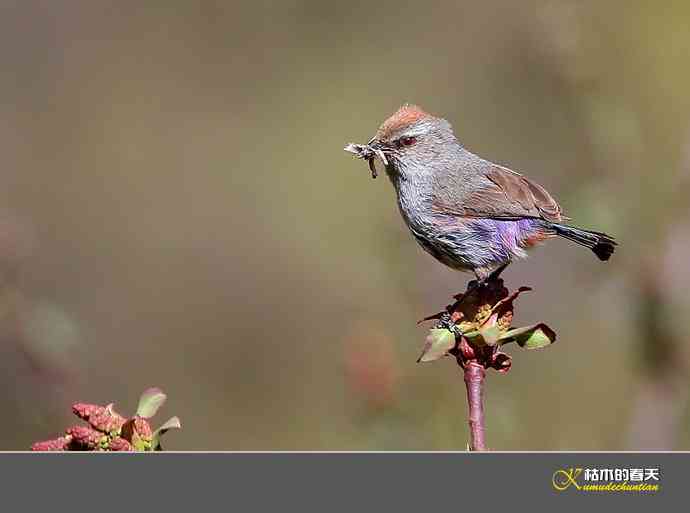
463, 361, 487, 451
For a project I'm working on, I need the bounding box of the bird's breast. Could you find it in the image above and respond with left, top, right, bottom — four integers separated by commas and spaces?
394, 178, 433, 234
392, 179, 475, 272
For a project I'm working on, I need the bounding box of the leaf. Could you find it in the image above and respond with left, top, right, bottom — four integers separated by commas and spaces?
136, 388, 167, 419
498, 324, 556, 349
462, 329, 482, 343
461, 325, 500, 347
417, 329, 456, 363
478, 313, 501, 346
480, 324, 502, 346
488, 286, 532, 330
416, 310, 446, 325
489, 286, 532, 316
157, 416, 182, 432
152, 417, 182, 450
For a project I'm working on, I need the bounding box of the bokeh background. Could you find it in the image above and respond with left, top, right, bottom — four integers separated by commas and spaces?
2, 1, 690, 450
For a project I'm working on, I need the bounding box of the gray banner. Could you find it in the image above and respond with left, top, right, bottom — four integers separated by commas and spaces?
0, 452, 683, 510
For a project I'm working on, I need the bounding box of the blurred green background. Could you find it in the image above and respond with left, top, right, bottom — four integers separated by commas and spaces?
2, 1, 690, 450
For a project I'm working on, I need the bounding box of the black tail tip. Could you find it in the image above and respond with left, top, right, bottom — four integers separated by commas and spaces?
592, 239, 617, 261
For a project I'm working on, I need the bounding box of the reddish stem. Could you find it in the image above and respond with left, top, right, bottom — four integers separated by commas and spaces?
463, 361, 487, 451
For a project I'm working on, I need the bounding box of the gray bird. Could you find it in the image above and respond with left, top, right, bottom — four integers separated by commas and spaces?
345, 104, 616, 281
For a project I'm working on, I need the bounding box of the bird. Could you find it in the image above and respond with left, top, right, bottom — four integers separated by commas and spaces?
344, 104, 616, 282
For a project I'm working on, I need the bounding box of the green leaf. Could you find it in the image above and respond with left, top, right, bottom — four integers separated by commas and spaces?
498, 324, 556, 349
157, 416, 182, 433
461, 325, 500, 347
462, 330, 481, 340
417, 329, 456, 363
152, 417, 182, 450
136, 388, 167, 419
480, 324, 501, 346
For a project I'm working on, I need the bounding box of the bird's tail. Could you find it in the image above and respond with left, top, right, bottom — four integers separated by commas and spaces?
550, 223, 617, 261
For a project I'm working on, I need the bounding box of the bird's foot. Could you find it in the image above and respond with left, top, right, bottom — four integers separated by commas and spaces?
472, 263, 510, 289
487, 263, 509, 282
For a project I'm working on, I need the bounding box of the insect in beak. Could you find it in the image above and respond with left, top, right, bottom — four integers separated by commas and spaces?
367, 158, 378, 179
344, 139, 388, 179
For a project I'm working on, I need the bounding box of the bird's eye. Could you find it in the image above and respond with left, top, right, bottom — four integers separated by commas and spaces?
399, 136, 417, 147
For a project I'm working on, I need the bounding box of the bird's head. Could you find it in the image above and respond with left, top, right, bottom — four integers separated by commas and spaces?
344, 104, 459, 180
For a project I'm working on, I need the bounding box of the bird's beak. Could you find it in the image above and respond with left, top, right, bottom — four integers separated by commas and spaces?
366, 138, 389, 166
343, 138, 388, 179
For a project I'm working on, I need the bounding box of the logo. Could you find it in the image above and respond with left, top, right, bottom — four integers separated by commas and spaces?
552, 467, 661, 493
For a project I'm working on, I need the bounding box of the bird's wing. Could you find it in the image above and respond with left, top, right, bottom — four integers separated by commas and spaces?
432, 164, 564, 222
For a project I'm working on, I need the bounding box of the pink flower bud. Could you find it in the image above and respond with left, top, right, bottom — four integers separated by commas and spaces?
72, 403, 126, 433
31, 436, 72, 451
108, 437, 134, 451
133, 417, 153, 440
72, 403, 100, 420
66, 425, 105, 449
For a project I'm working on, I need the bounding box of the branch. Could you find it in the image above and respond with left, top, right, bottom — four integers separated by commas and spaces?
463, 361, 487, 451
